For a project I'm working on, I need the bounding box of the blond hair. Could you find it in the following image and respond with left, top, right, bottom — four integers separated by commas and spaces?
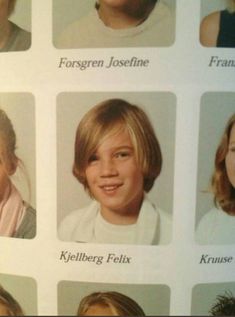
77, 291, 145, 316
73, 99, 162, 194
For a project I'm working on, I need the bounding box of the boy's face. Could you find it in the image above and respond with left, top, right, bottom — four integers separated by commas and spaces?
85, 128, 144, 218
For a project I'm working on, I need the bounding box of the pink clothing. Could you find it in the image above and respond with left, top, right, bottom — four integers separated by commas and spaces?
0, 182, 26, 237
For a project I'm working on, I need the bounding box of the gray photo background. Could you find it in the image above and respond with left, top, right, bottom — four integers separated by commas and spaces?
201, 0, 230, 19
0, 273, 37, 315
57, 92, 176, 226
58, 281, 170, 315
0, 93, 36, 209
191, 281, 235, 315
53, 0, 176, 44
195, 92, 235, 227
9, 0, 31, 32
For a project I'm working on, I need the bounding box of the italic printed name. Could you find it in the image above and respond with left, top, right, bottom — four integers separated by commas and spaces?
58, 56, 150, 70
60, 251, 132, 265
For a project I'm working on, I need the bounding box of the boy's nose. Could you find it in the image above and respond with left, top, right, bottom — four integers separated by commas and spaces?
100, 158, 118, 177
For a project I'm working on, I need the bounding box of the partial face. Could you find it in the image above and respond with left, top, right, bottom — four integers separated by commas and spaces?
0, 303, 9, 316
0, 0, 9, 23
85, 128, 144, 217
83, 304, 116, 316
225, 123, 235, 188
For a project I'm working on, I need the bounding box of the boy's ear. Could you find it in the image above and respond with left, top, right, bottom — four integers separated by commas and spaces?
7, 156, 18, 176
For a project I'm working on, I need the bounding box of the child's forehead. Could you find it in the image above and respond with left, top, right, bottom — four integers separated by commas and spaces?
96, 125, 134, 150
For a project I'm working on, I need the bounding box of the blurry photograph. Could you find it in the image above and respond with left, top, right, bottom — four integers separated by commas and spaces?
58, 281, 170, 316
200, 0, 235, 47
192, 282, 235, 316
0, 0, 31, 52
57, 92, 175, 245
0, 93, 36, 239
195, 93, 235, 244
54, 0, 175, 48
0, 274, 37, 316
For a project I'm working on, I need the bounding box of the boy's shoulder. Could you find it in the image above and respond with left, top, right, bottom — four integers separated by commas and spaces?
142, 197, 172, 245
158, 207, 172, 245
58, 202, 98, 241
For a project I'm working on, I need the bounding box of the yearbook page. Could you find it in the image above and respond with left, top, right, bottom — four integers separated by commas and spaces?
0, 0, 235, 315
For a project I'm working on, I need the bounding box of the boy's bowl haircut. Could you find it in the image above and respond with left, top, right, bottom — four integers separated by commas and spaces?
73, 99, 162, 194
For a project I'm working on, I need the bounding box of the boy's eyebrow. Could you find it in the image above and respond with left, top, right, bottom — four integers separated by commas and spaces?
113, 145, 133, 149
109, 145, 134, 152
93, 145, 134, 154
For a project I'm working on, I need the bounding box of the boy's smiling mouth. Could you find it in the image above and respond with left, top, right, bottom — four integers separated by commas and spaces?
99, 183, 123, 192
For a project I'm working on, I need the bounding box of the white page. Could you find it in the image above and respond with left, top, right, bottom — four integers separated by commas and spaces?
0, 0, 235, 315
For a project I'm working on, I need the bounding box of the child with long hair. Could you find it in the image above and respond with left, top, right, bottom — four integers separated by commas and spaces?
0, 109, 35, 238
0, 285, 24, 316
0, 0, 31, 52
196, 114, 235, 244
59, 99, 171, 244
77, 291, 145, 316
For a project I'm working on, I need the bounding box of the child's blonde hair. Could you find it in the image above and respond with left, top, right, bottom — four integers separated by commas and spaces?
77, 291, 145, 316
73, 99, 162, 194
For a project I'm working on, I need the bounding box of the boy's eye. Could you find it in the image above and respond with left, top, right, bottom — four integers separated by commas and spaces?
114, 151, 131, 159
229, 146, 235, 152
88, 154, 99, 164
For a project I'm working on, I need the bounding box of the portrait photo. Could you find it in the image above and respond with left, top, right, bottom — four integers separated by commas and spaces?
0, 0, 31, 52
0, 273, 37, 316
195, 92, 235, 245
200, 0, 235, 48
58, 280, 170, 316
191, 281, 235, 316
57, 92, 176, 245
0, 93, 36, 239
53, 0, 176, 48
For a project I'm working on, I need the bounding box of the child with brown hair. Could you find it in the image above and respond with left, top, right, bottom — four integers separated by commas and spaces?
77, 291, 145, 316
59, 99, 171, 245
0, 108, 35, 238
0, 285, 24, 316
